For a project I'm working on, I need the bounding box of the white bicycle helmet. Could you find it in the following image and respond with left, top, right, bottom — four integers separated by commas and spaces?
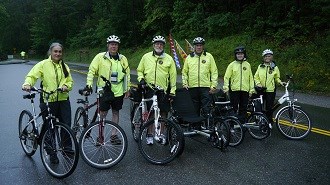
193, 37, 205, 45
262, 49, 273, 57
152, 35, 166, 44
106, 35, 120, 43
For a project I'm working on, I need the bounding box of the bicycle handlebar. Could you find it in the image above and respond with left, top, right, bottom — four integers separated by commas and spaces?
29, 86, 63, 94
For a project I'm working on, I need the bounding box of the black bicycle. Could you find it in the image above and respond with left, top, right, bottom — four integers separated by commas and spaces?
19, 87, 79, 178
170, 88, 232, 152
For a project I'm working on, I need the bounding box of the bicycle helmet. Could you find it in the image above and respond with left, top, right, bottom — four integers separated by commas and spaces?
193, 37, 205, 45
262, 49, 273, 57
234, 46, 246, 54
152, 35, 166, 44
106, 35, 120, 44
234, 46, 247, 60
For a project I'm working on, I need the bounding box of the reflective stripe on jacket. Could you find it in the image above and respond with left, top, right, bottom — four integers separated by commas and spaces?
137, 51, 177, 95
86, 52, 130, 97
254, 63, 281, 92
23, 56, 73, 102
182, 52, 218, 88
223, 60, 254, 93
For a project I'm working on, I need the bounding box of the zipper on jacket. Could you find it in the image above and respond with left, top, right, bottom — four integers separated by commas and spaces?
198, 56, 200, 87
265, 66, 268, 90
154, 58, 158, 86
240, 62, 242, 91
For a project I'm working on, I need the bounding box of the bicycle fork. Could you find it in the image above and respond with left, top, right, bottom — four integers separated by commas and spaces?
97, 119, 105, 144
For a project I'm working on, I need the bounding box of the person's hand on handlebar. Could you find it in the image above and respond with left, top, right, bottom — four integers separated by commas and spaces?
22, 84, 31, 92
60, 85, 69, 92
83, 85, 93, 95
139, 78, 146, 89
168, 93, 175, 103
209, 87, 217, 94
280, 82, 287, 86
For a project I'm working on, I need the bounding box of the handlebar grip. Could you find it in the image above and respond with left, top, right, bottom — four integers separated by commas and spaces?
30, 86, 37, 91
57, 87, 64, 92
100, 75, 108, 82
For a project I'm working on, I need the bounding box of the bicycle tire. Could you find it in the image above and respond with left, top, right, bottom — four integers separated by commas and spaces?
130, 102, 142, 142
138, 118, 184, 165
18, 110, 38, 156
247, 113, 271, 140
276, 106, 311, 140
227, 117, 244, 147
79, 120, 128, 169
212, 117, 231, 150
39, 121, 79, 178
73, 106, 88, 141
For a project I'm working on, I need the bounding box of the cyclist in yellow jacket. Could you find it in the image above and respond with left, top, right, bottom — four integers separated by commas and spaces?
223, 46, 254, 123
137, 35, 177, 145
182, 37, 218, 115
86, 35, 130, 144
254, 49, 285, 123
22, 42, 73, 123
22, 43, 73, 163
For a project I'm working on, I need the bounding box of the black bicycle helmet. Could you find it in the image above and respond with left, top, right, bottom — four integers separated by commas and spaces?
193, 37, 205, 45
234, 46, 247, 60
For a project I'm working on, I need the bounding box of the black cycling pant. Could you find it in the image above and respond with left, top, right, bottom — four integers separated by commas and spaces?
188, 87, 211, 116
229, 91, 249, 123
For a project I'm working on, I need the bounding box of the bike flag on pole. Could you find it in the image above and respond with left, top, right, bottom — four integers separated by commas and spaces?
185, 39, 194, 53
168, 34, 181, 69
175, 39, 188, 61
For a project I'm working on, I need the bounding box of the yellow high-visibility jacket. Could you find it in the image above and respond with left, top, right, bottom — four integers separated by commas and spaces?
182, 52, 218, 89
23, 56, 73, 102
87, 52, 130, 97
254, 63, 282, 92
137, 51, 177, 95
223, 60, 254, 93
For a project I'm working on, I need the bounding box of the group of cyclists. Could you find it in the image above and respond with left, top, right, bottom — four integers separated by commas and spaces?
21, 34, 286, 163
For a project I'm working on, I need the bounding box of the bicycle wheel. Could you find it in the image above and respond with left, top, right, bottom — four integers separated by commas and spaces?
130, 102, 142, 142
79, 120, 128, 169
18, 110, 38, 156
72, 106, 88, 141
138, 118, 184, 165
247, 113, 271, 140
276, 106, 311, 139
211, 117, 231, 150
227, 117, 244, 147
40, 122, 79, 178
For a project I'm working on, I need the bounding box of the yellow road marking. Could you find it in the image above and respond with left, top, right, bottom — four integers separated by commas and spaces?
71, 69, 87, 75
278, 120, 330, 136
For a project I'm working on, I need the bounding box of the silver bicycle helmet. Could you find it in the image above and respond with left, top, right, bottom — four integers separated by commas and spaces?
262, 49, 273, 57
152, 35, 166, 44
106, 35, 120, 43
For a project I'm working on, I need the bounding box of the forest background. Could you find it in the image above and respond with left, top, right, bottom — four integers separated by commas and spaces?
0, 0, 329, 94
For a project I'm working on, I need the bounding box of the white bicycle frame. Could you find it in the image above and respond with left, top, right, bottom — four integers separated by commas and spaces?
133, 87, 162, 137
274, 78, 300, 120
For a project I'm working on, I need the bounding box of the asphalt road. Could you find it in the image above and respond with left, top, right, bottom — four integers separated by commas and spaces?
0, 61, 329, 185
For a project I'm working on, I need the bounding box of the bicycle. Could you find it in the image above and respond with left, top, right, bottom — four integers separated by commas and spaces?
135, 84, 185, 165
248, 75, 311, 140
18, 87, 79, 178
170, 88, 232, 152
72, 88, 96, 141
272, 75, 311, 139
244, 89, 272, 140
211, 90, 244, 147
78, 76, 128, 169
